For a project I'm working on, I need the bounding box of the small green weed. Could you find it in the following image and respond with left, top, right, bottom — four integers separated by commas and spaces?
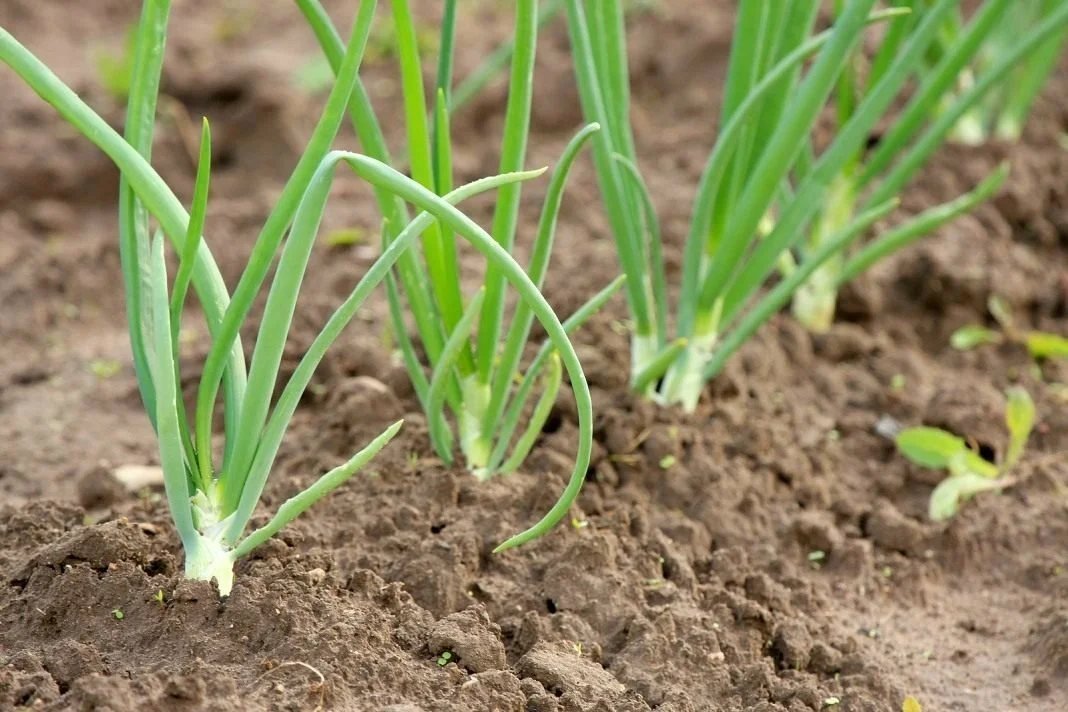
896, 387, 1035, 520
952, 295, 1068, 360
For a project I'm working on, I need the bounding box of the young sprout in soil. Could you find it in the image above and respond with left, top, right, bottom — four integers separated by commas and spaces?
296, 0, 623, 499
895, 387, 1035, 520
1, 0, 589, 590
564, 0, 1068, 411
952, 295, 1068, 361
93, 25, 137, 100
927, 0, 1068, 143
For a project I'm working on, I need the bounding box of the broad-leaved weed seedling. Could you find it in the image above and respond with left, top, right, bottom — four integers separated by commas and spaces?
952, 295, 1068, 361
896, 387, 1035, 520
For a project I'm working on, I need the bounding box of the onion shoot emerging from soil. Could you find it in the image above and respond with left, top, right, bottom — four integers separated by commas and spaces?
0, 0, 592, 591
563, 0, 1068, 411
296, 0, 621, 489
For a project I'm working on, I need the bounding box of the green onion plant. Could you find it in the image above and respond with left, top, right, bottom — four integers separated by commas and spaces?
0, 0, 596, 591
295, 0, 623, 496
789, 0, 1055, 333
565, 0, 1068, 411
927, 0, 1068, 143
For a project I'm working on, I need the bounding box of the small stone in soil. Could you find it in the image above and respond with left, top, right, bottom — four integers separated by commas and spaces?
771, 620, 814, 670
515, 642, 626, 699
793, 511, 845, 554
865, 501, 926, 555
76, 465, 125, 509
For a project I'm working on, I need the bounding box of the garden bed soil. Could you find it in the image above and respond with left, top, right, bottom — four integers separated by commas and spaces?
2, 1, 1067, 710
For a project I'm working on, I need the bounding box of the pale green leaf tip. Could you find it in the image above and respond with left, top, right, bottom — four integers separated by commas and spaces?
929, 506, 955, 523
492, 534, 522, 554
492, 520, 538, 554
1005, 387, 1035, 427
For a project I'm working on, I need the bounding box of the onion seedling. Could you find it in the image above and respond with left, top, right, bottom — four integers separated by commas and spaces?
296, 0, 623, 492
788, 0, 1061, 333
565, 0, 1068, 409
568, 0, 985, 407
896, 387, 1035, 520
952, 295, 1068, 361
926, 0, 1068, 143
1, 0, 592, 590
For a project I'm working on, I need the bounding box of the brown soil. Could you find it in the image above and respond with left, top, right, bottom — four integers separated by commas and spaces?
2, 1, 1068, 711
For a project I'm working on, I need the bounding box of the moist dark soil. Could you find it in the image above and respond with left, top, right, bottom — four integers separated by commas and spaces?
2, 1, 1068, 710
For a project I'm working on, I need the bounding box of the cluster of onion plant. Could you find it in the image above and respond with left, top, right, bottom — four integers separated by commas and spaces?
927, 0, 1068, 144
789, 0, 1068, 332
0, 0, 595, 591
564, 0, 1068, 411
295, 0, 622, 511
